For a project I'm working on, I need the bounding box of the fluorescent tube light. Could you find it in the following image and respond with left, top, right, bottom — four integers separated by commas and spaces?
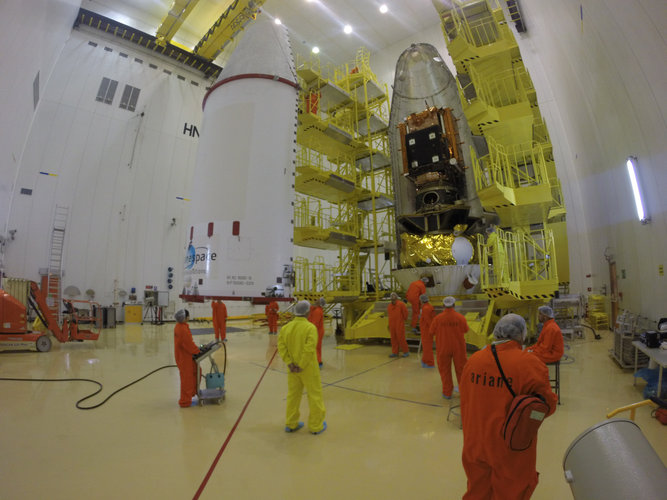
626, 156, 649, 223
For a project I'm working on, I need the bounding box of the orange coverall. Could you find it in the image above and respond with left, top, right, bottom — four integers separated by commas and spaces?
431, 308, 469, 397
419, 302, 436, 366
174, 322, 200, 407
212, 300, 228, 341
406, 279, 426, 328
308, 304, 325, 364
387, 300, 409, 355
266, 301, 279, 333
461, 341, 557, 500
528, 318, 564, 364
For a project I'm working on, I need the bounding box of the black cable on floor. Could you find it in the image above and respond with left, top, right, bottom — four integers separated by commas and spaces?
0, 364, 176, 410
581, 323, 601, 340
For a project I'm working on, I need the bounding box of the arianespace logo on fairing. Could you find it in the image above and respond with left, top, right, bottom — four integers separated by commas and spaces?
184, 244, 217, 270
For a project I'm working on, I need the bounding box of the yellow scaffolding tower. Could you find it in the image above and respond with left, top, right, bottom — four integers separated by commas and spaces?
437, 0, 569, 342
294, 48, 397, 339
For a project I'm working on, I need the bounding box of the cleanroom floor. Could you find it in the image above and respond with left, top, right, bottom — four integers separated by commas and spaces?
1, 320, 665, 500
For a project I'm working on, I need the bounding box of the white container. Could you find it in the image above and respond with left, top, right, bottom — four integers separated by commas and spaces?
563, 419, 667, 500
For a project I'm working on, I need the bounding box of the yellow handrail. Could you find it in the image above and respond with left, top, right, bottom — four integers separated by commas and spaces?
606, 400, 656, 421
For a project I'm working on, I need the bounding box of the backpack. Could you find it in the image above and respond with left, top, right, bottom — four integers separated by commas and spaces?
491, 344, 551, 451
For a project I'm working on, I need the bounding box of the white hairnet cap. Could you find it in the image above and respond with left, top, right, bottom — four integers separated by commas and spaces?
419, 294, 429, 303
420, 276, 429, 282
390, 292, 398, 300
493, 313, 527, 342
174, 309, 187, 322
443, 296, 456, 307
318, 297, 326, 306
538, 305, 554, 318
294, 300, 311, 317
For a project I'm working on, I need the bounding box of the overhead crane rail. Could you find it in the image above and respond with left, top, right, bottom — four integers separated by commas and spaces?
155, 0, 201, 46
192, 0, 265, 61
75, 9, 221, 78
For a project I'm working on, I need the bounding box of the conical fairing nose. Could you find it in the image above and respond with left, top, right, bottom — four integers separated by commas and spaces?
216, 14, 296, 85
394, 43, 455, 99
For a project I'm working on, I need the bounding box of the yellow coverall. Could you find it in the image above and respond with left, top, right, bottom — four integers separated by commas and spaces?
487, 231, 507, 283
277, 316, 326, 433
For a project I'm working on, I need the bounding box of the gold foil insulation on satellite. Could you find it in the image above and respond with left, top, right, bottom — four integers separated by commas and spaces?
399, 233, 478, 268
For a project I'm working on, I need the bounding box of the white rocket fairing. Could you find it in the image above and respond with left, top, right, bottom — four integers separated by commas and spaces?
183, 15, 298, 298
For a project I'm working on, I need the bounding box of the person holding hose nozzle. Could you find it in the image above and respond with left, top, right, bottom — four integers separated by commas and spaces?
174, 309, 200, 408
278, 300, 326, 434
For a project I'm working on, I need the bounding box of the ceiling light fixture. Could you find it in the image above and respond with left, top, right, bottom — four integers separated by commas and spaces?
626, 156, 650, 223
344, 24, 352, 34
380, 4, 388, 14
274, 18, 282, 25
312, 46, 320, 54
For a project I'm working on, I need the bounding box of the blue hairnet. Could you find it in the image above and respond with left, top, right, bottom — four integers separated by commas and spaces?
419, 294, 429, 303
318, 297, 326, 306
538, 305, 554, 318
294, 300, 310, 316
493, 313, 527, 342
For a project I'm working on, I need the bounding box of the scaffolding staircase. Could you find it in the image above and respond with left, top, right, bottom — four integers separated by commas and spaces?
46, 205, 69, 321
436, 0, 569, 342
294, 49, 398, 338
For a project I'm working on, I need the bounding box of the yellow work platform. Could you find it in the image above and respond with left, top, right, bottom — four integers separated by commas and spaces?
355, 149, 391, 171
293, 226, 361, 250
356, 113, 389, 136
295, 165, 361, 203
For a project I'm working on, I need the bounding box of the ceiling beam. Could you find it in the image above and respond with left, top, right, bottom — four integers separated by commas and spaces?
193, 0, 265, 61
155, 0, 201, 46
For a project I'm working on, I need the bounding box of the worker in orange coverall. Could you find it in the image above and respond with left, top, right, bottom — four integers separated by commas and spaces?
266, 299, 279, 335
211, 299, 228, 342
419, 294, 436, 368
431, 296, 468, 398
406, 277, 428, 331
387, 292, 409, 358
308, 297, 326, 368
174, 309, 201, 408
527, 305, 564, 364
461, 313, 557, 500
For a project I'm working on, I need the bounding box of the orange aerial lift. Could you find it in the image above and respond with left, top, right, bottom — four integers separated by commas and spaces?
0, 281, 100, 352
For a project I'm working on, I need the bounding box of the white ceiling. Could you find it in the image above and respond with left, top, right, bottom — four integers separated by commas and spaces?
85, 0, 448, 66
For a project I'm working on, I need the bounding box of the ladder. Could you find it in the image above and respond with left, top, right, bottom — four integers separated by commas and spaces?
46, 205, 69, 321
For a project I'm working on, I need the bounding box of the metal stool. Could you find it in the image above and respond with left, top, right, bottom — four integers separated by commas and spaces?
548, 360, 561, 404
447, 401, 462, 429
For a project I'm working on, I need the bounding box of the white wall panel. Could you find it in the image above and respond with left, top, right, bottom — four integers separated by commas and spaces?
5, 27, 208, 308
0, 0, 80, 251
513, 0, 666, 318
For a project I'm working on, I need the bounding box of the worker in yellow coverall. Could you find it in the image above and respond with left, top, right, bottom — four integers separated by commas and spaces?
278, 300, 327, 434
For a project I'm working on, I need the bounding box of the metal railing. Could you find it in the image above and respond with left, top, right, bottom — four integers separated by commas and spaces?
293, 197, 359, 237
477, 227, 558, 288
473, 136, 552, 191
460, 65, 530, 109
